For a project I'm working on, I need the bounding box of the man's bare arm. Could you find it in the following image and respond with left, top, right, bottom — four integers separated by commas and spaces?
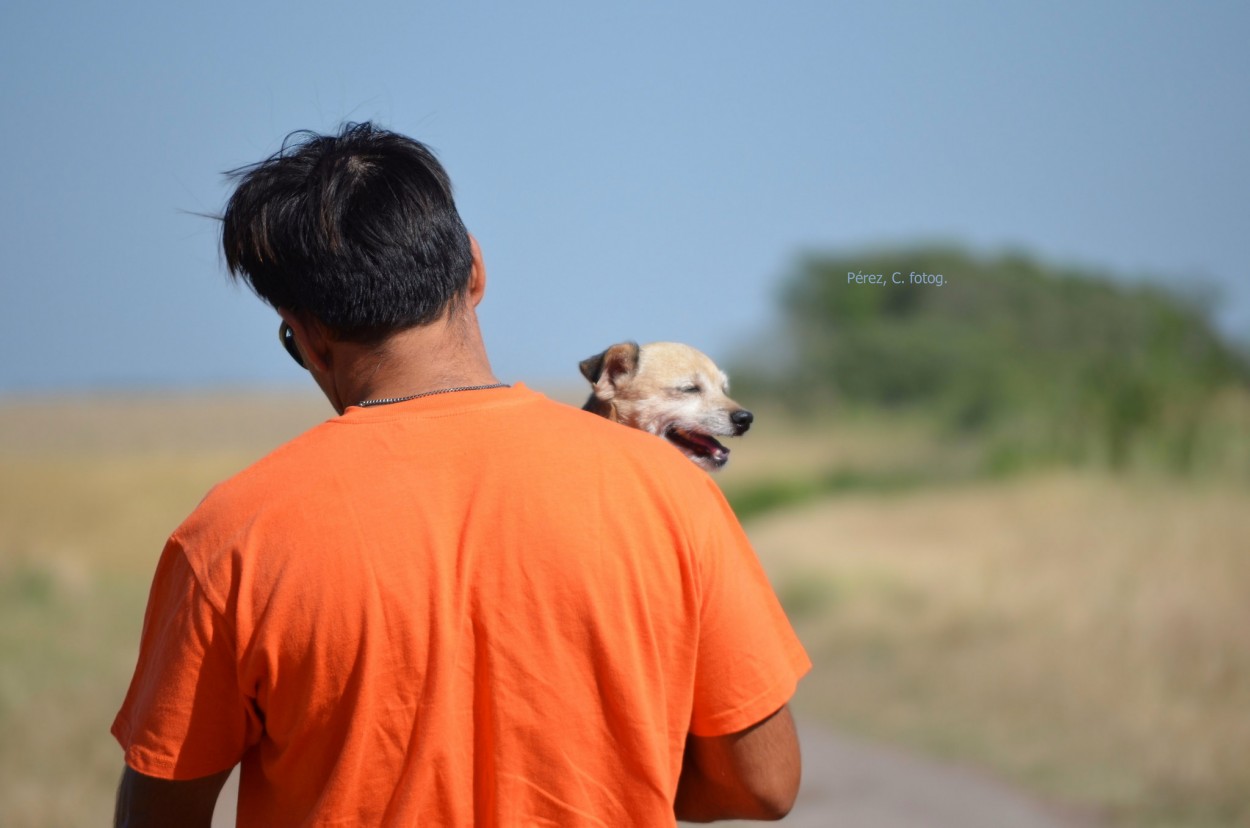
114, 765, 232, 828
674, 703, 801, 822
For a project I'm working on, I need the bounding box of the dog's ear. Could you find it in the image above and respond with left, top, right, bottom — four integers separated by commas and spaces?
578, 352, 607, 384
579, 342, 640, 387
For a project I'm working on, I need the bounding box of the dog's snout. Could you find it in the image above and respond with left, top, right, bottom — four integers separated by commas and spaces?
731, 409, 754, 434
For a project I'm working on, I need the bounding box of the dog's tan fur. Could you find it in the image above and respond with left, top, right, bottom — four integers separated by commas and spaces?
579, 341, 753, 472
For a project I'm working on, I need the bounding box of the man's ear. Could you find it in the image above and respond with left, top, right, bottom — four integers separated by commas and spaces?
277, 309, 333, 373
466, 235, 487, 308
579, 342, 640, 396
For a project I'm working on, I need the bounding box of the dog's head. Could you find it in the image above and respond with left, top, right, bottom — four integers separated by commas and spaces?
580, 341, 753, 472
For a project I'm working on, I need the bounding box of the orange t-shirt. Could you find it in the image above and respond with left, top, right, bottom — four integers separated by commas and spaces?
112, 384, 810, 826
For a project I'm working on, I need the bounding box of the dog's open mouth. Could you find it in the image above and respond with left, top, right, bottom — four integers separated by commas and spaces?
664, 426, 731, 468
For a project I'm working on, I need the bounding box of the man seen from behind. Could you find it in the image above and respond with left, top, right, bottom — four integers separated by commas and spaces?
111, 123, 811, 826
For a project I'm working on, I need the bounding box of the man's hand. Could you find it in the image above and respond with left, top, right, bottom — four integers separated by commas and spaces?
674, 704, 801, 822
114, 765, 232, 828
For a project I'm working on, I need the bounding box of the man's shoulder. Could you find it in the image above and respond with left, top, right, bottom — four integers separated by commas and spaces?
175, 416, 342, 537
522, 392, 716, 480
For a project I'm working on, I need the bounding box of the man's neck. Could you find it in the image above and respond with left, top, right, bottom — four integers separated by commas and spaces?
327, 314, 499, 413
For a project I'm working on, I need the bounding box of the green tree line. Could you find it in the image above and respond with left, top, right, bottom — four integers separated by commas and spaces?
735, 246, 1250, 474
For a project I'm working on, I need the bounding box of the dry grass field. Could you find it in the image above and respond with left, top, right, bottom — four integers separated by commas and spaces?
751, 474, 1250, 827
1, 390, 1247, 826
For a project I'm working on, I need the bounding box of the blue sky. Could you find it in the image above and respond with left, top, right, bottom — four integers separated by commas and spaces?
1, 1, 1246, 393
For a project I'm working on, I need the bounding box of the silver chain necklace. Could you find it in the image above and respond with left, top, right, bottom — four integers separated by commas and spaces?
356, 383, 509, 408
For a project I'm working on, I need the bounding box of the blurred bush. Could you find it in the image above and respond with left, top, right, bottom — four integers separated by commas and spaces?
733, 247, 1250, 475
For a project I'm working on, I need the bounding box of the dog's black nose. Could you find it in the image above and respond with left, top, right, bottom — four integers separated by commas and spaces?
731, 409, 754, 434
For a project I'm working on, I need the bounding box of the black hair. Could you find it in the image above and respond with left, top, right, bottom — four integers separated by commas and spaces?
221, 122, 473, 342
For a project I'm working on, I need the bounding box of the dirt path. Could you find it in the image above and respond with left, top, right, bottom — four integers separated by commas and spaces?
748, 720, 1091, 828
211, 719, 1091, 827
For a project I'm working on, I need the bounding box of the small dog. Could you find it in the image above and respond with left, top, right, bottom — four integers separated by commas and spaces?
580, 341, 753, 472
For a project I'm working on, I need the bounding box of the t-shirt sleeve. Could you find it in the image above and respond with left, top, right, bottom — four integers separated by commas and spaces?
688, 479, 812, 737
111, 535, 260, 779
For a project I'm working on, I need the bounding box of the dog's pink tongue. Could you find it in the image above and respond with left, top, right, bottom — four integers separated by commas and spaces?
687, 431, 728, 458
